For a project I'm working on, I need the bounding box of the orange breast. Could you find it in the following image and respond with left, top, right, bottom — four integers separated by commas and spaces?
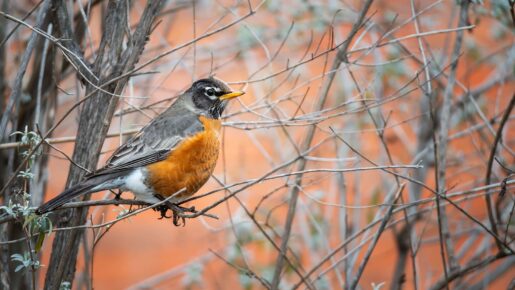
146, 116, 221, 199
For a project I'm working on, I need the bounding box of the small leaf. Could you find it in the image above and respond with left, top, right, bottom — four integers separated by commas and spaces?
35, 233, 46, 253
11, 253, 24, 261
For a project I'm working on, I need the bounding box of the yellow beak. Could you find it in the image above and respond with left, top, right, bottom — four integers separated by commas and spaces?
220, 91, 245, 100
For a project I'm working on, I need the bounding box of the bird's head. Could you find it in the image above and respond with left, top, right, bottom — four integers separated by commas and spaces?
185, 77, 245, 119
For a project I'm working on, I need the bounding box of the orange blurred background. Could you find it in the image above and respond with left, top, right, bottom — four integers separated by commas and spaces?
10, 0, 511, 289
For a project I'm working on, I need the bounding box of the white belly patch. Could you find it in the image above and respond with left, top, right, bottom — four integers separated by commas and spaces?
123, 168, 160, 204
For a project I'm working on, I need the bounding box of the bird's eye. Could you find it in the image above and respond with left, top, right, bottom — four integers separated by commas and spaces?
205, 88, 215, 97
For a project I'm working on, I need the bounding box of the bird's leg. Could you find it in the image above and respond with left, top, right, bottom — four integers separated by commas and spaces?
114, 189, 123, 200
109, 189, 125, 207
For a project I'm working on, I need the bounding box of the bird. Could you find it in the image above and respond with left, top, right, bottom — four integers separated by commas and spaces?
36, 77, 244, 225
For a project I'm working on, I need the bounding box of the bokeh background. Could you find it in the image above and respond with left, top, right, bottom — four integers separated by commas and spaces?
1, 0, 514, 289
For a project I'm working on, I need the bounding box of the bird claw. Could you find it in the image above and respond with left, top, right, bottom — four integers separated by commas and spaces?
155, 203, 195, 226
155, 205, 170, 219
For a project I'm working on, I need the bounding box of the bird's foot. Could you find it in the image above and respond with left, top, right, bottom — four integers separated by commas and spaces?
156, 205, 173, 219
155, 202, 195, 226
170, 204, 195, 226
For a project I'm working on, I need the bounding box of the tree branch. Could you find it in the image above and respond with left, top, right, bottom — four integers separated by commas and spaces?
269, 1, 375, 288
43, 2, 165, 289
486, 93, 515, 252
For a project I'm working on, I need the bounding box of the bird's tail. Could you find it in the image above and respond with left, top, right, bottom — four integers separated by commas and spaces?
36, 182, 97, 215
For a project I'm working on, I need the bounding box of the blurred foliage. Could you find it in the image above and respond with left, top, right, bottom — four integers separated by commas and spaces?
182, 262, 204, 289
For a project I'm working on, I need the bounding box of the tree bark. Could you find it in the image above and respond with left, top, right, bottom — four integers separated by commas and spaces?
43, 1, 165, 289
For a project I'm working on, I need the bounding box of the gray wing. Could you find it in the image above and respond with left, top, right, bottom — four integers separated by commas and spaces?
90, 107, 203, 177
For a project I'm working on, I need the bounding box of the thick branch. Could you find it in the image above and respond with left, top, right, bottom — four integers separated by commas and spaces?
43, 1, 165, 289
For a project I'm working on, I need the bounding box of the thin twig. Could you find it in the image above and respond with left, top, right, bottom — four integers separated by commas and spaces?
433, 0, 471, 283
485, 94, 515, 252
270, 1, 375, 288
349, 184, 404, 289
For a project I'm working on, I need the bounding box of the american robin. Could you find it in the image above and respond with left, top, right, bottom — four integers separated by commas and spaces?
36, 77, 244, 224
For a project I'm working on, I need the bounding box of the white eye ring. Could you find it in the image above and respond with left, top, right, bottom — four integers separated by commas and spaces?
205, 88, 215, 96
204, 87, 219, 100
